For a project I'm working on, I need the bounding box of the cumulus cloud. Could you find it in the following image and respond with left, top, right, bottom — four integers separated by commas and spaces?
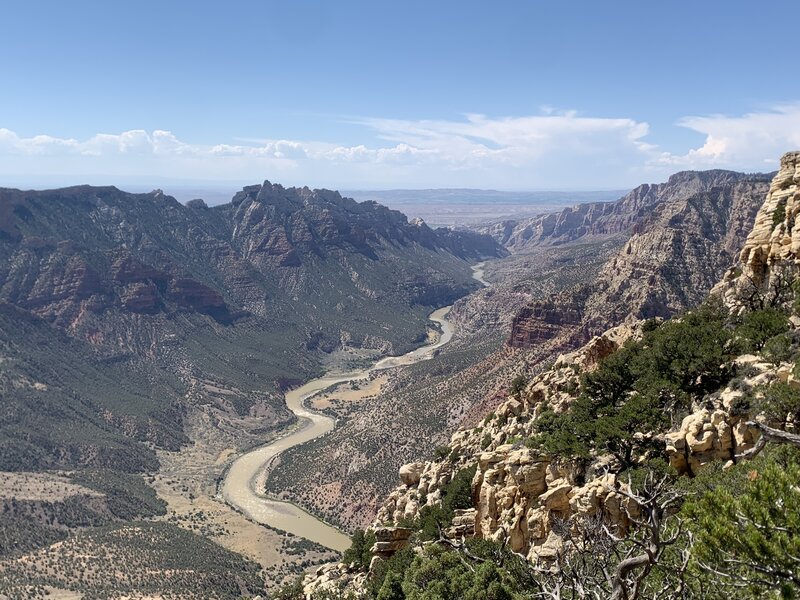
658, 103, 800, 169
1, 105, 797, 189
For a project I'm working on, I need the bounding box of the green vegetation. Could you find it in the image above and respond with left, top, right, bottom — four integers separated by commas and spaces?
69, 470, 167, 520
399, 543, 519, 599
509, 375, 527, 396
272, 577, 305, 600
735, 307, 790, 352
529, 301, 735, 468
764, 332, 794, 366
0, 304, 186, 473
0, 521, 264, 599
343, 529, 377, 570
0, 471, 165, 559
369, 547, 415, 599
687, 458, 800, 597
773, 197, 788, 229
756, 382, 800, 429
434, 445, 450, 460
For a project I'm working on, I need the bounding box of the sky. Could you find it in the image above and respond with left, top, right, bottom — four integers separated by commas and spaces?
2, 0, 800, 193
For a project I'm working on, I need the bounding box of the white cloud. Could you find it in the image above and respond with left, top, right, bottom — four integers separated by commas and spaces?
658, 103, 800, 169
357, 112, 653, 159
1, 105, 798, 189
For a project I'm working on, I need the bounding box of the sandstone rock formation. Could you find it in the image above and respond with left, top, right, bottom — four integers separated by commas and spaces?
374, 323, 641, 540
715, 151, 800, 309
371, 527, 413, 561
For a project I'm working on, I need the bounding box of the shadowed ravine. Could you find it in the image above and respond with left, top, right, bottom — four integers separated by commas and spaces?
220, 283, 472, 551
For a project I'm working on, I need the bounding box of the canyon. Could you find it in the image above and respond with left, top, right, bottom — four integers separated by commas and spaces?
0, 163, 788, 599
300, 152, 800, 600
265, 168, 773, 535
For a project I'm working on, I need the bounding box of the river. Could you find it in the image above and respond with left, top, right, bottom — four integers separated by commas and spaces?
220, 305, 456, 552
471, 261, 491, 287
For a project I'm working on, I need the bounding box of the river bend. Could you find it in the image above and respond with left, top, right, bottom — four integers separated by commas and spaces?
221, 306, 455, 551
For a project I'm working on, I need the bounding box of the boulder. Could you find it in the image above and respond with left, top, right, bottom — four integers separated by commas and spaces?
399, 462, 424, 487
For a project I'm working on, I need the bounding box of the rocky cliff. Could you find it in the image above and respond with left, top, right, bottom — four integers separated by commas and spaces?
715, 151, 800, 309
507, 173, 771, 350
373, 324, 643, 558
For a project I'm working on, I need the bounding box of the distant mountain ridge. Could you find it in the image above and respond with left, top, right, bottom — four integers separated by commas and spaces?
0, 182, 505, 472
504, 170, 773, 348
477, 170, 773, 252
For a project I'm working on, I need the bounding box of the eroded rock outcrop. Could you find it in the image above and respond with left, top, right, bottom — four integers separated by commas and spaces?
374, 323, 641, 548
470, 445, 640, 560
715, 151, 800, 308
303, 563, 366, 599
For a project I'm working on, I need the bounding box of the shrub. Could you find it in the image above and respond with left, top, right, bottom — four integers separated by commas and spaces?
273, 577, 304, 600
757, 382, 800, 430
401, 544, 517, 600
763, 333, 793, 366
368, 547, 414, 598
531, 302, 735, 470
509, 375, 527, 396
442, 465, 476, 513
343, 529, 376, 571
728, 394, 752, 417
434, 445, 450, 460
686, 461, 800, 597
736, 307, 790, 352
772, 197, 787, 229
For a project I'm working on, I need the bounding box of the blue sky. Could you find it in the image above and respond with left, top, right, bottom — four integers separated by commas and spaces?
2, 0, 799, 190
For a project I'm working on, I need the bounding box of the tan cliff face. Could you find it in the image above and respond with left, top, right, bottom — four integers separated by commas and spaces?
373, 323, 642, 559
739, 151, 800, 284
715, 151, 800, 307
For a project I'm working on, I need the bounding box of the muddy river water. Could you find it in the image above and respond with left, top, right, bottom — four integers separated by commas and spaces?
220, 306, 456, 551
